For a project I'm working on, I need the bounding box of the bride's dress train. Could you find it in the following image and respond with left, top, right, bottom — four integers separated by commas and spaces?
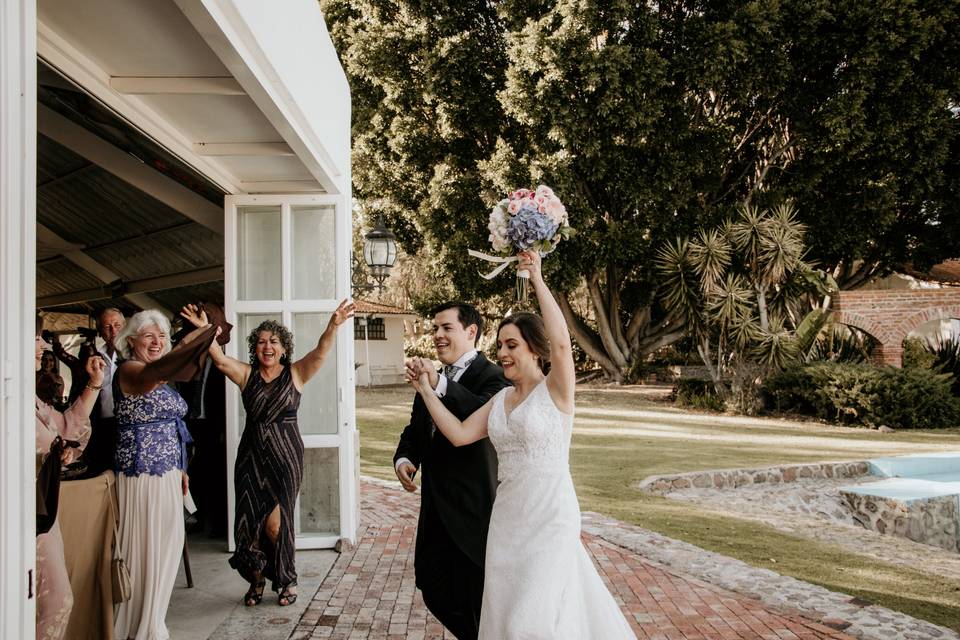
480, 380, 635, 639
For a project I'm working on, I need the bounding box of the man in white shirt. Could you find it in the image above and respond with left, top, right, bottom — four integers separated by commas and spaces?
393, 302, 509, 640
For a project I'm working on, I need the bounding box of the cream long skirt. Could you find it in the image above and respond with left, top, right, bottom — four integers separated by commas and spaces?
113, 469, 184, 640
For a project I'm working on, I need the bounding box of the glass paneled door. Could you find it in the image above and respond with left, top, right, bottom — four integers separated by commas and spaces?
225, 194, 358, 550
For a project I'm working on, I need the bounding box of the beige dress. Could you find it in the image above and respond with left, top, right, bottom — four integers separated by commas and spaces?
35, 397, 91, 640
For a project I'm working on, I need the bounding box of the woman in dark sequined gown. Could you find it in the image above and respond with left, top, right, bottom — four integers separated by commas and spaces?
181, 301, 354, 607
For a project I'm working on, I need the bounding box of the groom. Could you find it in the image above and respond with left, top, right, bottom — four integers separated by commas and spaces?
394, 301, 509, 640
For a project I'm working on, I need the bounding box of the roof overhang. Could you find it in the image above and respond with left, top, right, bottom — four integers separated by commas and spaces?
37, 0, 350, 195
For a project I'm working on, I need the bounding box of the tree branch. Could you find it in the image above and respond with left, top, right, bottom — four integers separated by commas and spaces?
607, 263, 631, 357
557, 292, 622, 380
626, 304, 651, 350
586, 273, 629, 370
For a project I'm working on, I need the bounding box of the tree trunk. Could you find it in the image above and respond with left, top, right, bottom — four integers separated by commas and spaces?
586, 272, 630, 370
697, 339, 725, 396
556, 292, 624, 382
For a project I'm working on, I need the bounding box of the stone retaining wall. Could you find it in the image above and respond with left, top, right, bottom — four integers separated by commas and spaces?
840, 491, 960, 553
639, 461, 871, 495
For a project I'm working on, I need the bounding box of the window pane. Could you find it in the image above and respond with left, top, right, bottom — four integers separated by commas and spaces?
293, 313, 338, 434
292, 205, 336, 300
237, 205, 282, 300
298, 448, 340, 535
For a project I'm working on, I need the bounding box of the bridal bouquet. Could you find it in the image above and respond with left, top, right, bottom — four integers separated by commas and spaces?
470, 185, 575, 301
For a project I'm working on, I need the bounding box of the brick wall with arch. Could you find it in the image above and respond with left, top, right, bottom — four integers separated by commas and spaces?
831, 290, 960, 367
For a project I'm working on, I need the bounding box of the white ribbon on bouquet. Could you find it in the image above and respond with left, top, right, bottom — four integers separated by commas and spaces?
467, 250, 529, 280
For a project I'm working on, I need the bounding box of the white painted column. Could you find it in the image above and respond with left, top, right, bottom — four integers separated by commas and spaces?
0, 0, 37, 637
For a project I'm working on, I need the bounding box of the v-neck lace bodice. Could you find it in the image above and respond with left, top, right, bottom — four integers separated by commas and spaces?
487, 380, 573, 481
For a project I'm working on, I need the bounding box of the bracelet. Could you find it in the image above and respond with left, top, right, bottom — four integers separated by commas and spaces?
85, 382, 102, 391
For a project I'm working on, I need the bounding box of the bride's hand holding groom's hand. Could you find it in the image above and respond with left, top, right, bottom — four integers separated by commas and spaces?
405, 358, 423, 392
405, 357, 438, 394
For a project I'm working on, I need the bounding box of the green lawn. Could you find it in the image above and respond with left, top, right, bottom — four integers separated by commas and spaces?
357, 385, 960, 631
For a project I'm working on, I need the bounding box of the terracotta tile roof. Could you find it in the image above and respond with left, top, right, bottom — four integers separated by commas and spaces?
354, 299, 417, 316
905, 259, 960, 285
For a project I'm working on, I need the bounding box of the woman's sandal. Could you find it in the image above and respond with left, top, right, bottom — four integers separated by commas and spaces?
244, 580, 265, 607
278, 585, 298, 607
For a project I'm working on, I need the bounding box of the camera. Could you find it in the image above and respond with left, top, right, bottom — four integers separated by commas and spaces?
76, 327, 98, 340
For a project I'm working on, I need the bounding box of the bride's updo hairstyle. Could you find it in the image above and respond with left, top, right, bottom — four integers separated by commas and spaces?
497, 312, 551, 374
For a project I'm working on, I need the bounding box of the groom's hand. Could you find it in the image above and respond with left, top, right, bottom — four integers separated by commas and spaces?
405, 359, 423, 392
396, 461, 418, 492
417, 357, 439, 389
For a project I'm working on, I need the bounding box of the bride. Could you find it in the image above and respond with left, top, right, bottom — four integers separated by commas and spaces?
409, 250, 636, 639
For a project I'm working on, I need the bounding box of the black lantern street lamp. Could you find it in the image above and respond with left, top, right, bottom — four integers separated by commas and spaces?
355, 217, 397, 295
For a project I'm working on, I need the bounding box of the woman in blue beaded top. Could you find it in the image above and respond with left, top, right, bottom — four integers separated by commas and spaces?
111, 309, 215, 640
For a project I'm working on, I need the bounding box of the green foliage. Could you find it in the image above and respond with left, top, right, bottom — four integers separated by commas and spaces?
807, 325, 874, 364
902, 334, 960, 395
324, 0, 960, 379
672, 379, 726, 412
763, 362, 960, 429
930, 335, 960, 395
656, 202, 835, 409
902, 337, 938, 370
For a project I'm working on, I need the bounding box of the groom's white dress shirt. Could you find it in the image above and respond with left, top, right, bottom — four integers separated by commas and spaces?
395, 349, 478, 471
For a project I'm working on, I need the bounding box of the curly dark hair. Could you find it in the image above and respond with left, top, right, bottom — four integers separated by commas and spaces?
247, 320, 295, 366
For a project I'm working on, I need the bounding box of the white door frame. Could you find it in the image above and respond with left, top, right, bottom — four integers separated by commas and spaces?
0, 0, 37, 636
223, 193, 357, 551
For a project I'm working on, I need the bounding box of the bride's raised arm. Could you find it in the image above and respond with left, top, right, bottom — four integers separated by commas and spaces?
411, 363, 494, 446
520, 250, 575, 413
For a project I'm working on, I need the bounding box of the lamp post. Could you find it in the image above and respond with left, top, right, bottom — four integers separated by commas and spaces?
358, 315, 372, 388
361, 217, 397, 293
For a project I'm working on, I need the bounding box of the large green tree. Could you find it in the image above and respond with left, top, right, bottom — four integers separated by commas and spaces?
324, 0, 960, 382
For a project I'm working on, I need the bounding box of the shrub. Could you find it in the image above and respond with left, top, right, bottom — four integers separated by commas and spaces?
673, 379, 726, 412
899, 334, 960, 395
763, 362, 960, 429
902, 337, 937, 370
807, 325, 873, 363
925, 334, 960, 396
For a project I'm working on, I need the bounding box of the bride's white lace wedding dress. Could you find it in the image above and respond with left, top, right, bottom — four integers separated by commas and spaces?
480, 380, 636, 639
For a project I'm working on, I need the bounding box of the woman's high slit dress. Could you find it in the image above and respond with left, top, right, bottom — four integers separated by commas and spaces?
229, 366, 303, 592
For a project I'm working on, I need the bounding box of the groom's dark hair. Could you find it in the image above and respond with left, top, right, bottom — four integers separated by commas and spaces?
429, 301, 483, 345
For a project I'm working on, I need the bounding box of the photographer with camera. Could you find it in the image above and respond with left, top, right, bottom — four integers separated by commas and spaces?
53, 308, 126, 477
50, 328, 96, 405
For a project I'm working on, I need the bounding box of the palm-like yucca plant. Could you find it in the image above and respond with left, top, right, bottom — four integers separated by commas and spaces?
656, 238, 704, 334
689, 228, 732, 292
656, 200, 837, 411
753, 316, 799, 370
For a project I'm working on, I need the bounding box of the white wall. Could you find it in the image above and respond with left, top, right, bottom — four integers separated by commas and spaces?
0, 0, 38, 635
354, 317, 408, 386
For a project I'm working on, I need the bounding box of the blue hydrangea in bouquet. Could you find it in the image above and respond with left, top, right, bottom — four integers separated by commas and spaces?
469, 185, 575, 302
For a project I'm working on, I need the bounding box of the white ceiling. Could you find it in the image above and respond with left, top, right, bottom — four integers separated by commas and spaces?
37, 0, 325, 194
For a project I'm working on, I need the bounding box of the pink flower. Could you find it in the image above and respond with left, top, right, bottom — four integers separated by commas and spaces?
508, 200, 520, 214
545, 201, 566, 224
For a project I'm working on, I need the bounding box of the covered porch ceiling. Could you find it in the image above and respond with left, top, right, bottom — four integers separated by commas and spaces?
37, 0, 333, 195
35, 0, 348, 319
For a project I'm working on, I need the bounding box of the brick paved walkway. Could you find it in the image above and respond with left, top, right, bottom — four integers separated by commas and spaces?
290, 480, 854, 640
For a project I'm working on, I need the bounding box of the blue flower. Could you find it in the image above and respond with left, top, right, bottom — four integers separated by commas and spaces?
506, 209, 559, 250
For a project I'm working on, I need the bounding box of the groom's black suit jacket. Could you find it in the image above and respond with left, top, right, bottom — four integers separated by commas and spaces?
394, 353, 510, 569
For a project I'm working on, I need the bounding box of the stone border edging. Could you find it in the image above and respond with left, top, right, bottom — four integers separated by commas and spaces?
639, 461, 871, 495
581, 511, 958, 640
